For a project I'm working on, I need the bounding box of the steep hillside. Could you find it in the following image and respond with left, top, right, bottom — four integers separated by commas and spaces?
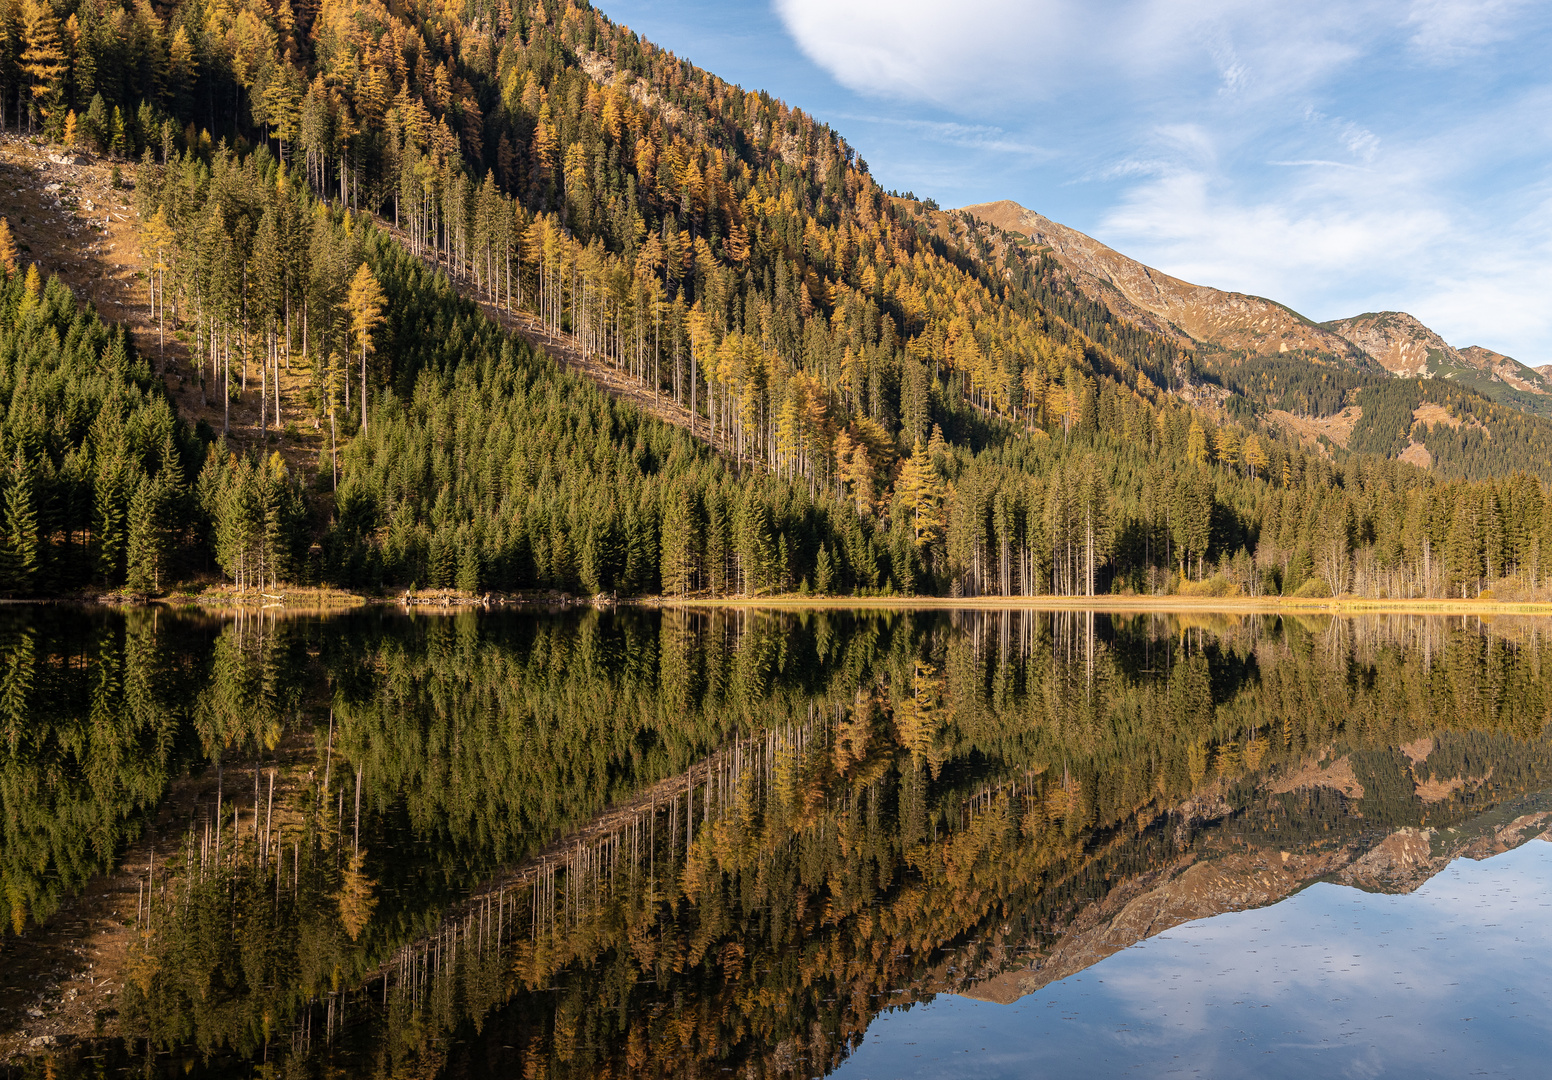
12, 0, 1552, 604
960, 199, 1370, 363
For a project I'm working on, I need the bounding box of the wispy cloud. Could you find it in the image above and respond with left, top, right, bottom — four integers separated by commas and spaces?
1405, 0, 1536, 61
828, 114, 1056, 157
770, 0, 1552, 360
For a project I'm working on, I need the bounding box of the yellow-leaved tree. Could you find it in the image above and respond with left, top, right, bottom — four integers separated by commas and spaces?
0, 219, 18, 276
20, 0, 68, 136
346, 263, 386, 435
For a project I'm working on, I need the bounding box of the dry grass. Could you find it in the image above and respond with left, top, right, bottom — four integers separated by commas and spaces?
1267, 404, 1362, 453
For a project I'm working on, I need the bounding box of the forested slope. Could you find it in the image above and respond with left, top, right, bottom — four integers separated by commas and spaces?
2, 0, 1552, 601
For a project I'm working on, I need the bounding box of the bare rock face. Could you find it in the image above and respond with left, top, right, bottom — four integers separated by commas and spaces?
958, 199, 1369, 362
1321, 313, 1552, 393
1321, 311, 1454, 377
1338, 826, 1438, 892
1457, 345, 1552, 394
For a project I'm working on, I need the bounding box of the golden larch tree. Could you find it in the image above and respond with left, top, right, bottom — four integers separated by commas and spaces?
20, 0, 69, 135
0, 219, 18, 275
346, 262, 386, 435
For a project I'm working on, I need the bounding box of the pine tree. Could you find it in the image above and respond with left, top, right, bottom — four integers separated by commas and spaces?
814, 543, 835, 594
94, 456, 130, 586
83, 92, 108, 153
124, 475, 164, 595
455, 538, 480, 593
659, 489, 698, 596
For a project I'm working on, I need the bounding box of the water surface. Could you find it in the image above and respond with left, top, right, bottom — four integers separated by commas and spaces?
1, 605, 1549, 1077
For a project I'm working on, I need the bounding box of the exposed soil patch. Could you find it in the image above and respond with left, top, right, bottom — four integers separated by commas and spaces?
1415, 765, 1492, 805
1398, 441, 1433, 468
1267, 404, 1362, 454
1267, 752, 1364, 799
1399, 737, 1434, 768
1412, 402, 1460, 429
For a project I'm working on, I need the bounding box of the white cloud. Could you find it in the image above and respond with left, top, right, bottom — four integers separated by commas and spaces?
1099, 163, 1451, 307
1097, 91, 1552, 355
829, 114, 1057, 157
1406, 0, 1535, 60
772, 0, 1552, 361
772, 0, 1378, 106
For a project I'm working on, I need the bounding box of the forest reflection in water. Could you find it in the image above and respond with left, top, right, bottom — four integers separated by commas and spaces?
2, 604, 1552, 1078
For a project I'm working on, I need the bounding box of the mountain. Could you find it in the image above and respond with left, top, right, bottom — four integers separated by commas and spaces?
960, 199, 1552, 414
1459, 345, 1552, 393
961, 806, 1552, 1006
1322, 312, 1552, 397
1321, 310, 1460, 377
13, 0, 1552, 607
959, 199, 1371, 364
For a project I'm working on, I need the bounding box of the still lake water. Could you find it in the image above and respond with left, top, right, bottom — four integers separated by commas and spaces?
1, 605, 1550, 1078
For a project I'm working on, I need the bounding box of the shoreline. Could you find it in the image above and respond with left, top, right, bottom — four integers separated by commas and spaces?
652, 594, 1552, 616
13, 593, 1552, 618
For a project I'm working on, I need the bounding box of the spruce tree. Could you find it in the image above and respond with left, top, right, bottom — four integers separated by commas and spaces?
124, 475, 162, 596
1, 456, 39, 595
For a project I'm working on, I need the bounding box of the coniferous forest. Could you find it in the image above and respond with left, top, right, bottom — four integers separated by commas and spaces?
3, 0, 1552, 601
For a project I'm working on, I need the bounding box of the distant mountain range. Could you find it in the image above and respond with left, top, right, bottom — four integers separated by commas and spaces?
961, 199, 1551, 408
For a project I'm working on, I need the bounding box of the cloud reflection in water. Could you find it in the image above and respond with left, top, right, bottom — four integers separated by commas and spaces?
839, 839, 1552, 1078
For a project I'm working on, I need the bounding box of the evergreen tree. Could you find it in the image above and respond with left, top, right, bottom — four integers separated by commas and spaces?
124, 475, 165, 595
0, 455, 39, 594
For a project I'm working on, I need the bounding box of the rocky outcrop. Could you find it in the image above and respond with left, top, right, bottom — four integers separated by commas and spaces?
1321, 313, 1552, 394
1458, 345, 1552, 394
1321, 311, 1455, 377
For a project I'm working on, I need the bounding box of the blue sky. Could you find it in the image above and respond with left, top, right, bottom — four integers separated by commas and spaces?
597, 1, 1552, 364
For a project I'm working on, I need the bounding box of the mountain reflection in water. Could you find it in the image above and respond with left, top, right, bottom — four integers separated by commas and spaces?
841, 840, 1552, 1079
2, 605, 1551, 1078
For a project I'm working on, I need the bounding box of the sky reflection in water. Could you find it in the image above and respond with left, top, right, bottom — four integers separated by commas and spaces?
841, 841, 1552, 1079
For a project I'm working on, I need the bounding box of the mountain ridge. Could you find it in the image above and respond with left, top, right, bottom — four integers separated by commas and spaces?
960, 198, 1547, 404
959, 199, 1372, 365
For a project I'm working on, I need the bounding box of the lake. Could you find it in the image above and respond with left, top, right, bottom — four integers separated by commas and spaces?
1, 604, 1550, 1078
